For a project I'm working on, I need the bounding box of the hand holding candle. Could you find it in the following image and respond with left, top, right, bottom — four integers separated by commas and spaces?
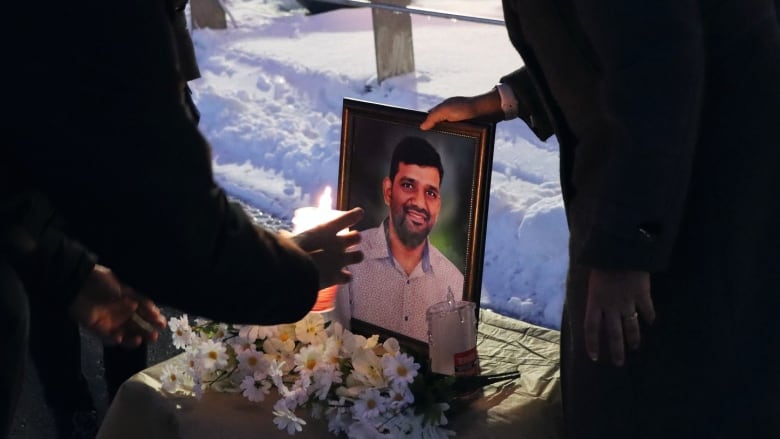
290, 187, 364, 295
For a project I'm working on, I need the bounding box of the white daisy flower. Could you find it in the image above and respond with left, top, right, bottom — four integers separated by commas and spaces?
272, 401, 307, 435
381, 352, 419, 388
267, 359, 292, 397
212, 323, 229, 340
268, 358, 286, 380
238, 324, 276, 341
353, 388, 387, 420
192, 378, 204, 400
240, 372, 271, 402
326, 406, 351, 436
160, 364, 183, 393
263, 338, 296, 374
275, 324, 298, 345
238, 348, 269, 376
351, 347, 387, 388
364, 334, 380, 349
382, 337, 401, 356
168, 314, 192, 349
341, 331, 366, 356
323, 336, 342, 368
228, 339, 255, 355
294, 344, 325, 376
183, 351, 200, 377
285, 383, 310, 407
311, 367, 341, 400
335, 383, 362, 400
197, 339, 228, 371
294, 312, 327, 345
387, 387, 414, 409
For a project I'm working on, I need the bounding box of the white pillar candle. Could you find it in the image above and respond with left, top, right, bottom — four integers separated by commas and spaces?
291, 186, 347, 317
427, 299, 479, 376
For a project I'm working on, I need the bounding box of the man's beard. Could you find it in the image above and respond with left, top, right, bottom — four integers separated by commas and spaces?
392, 206, 432, 249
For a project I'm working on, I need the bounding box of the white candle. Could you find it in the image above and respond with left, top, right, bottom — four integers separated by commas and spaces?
427, 299, 479, 376
292, 186, 342, 234
291, 186, 346, 317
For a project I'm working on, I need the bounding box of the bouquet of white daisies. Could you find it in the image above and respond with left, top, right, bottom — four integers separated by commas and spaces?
161, 312, 456, 438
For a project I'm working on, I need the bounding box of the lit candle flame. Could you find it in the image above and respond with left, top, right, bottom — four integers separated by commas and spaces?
318, 186, 333, 210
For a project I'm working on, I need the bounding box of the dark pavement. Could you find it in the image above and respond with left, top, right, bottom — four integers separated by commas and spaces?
9, 306, 182, 439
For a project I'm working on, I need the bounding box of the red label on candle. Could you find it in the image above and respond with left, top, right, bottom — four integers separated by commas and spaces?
312, 285, 337, 312
453, 347, 478, 376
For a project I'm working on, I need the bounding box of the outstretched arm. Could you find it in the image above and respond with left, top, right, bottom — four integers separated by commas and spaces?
0, 192, 165, 345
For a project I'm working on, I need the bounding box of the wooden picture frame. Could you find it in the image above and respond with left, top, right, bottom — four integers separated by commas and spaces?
335, 98, 495, 356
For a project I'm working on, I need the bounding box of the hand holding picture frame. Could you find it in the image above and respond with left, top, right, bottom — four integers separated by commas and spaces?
335, 98, 495, 356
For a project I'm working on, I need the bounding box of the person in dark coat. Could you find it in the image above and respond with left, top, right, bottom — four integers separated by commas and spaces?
97, 0, 205, 404
0, 191, 166, 438
22, 1, 206, 436
0, 0, 364, 437
422, 0, 780, 437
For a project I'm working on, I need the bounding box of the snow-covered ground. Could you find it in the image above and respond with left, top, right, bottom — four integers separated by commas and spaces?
192, 0, 567, 329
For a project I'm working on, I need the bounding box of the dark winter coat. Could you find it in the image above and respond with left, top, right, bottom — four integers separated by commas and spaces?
500, 0, 780, 437
1, 0, 319, 325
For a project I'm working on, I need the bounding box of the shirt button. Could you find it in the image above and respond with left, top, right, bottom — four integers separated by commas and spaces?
404, 316, 409, 321
406, 280, 410, 284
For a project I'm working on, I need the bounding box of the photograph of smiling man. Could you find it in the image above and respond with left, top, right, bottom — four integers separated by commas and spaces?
335, 99, 494, 348
345, 136, 465, 342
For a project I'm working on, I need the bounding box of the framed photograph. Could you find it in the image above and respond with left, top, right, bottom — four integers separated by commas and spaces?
336, 98, 495, 355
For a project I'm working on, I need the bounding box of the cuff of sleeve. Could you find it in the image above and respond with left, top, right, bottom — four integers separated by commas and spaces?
34, 230, 97, 310
495, 83, 520, 120
498, 69, 554, 140
575, 224, 669, 272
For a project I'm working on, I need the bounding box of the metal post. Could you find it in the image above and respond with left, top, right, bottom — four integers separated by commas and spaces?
191, 0, 227, 29
372, 0, 415, 84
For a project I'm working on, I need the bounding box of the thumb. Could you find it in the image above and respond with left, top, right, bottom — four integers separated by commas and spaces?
420, 110, 445, 131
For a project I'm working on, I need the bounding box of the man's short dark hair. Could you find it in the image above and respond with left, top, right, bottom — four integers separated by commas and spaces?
388, 136, 444, 184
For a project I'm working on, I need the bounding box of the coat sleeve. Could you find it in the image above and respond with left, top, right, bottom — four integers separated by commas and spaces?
6, 0, 318, 325
0, 192, 96, 311
569, 0, 705, 271
499, 68, 555, 141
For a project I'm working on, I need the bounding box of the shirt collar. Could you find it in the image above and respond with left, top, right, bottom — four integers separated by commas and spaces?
380, 218, 432, 273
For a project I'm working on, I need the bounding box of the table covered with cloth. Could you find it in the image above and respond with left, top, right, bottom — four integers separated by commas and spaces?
96, 309, 563, 439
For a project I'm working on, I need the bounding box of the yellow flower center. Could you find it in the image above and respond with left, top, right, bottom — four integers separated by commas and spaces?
248, 357, 258, 367
170, 374, 177, 382
306, 358, 317, 370
367, 399, 377, 410
208, 351, 218, 360
280, 333, 290, 342
176, 329, 183, 337
396, 365, 407, 377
